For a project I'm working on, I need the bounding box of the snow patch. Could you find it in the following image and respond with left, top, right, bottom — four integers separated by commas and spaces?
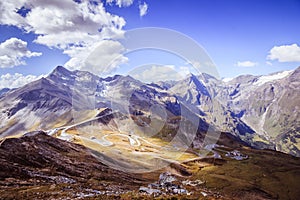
61, 76, 69, 81
254, 70, 292, 86
76, 74, 92, 82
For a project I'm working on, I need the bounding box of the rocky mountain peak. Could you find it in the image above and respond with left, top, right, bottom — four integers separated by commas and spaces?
51, 66, 73, 77
185, 73, 210, 96
47, 66, 76, 85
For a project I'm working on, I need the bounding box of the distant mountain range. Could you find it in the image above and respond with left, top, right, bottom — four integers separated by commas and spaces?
0, 66, 299, 156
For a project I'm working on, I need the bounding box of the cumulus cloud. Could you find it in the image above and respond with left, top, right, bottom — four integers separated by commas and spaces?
0, 37, 42, 68
0, 0, 128, 73
0, 73, 44, 89
106, 0, 134, 7
0, 1, 28, 29
267, 44, 300, 62
139, 2, 148, 17
131, 65, 189, 83
65, 40, 128, 75
235, 61, 258, 67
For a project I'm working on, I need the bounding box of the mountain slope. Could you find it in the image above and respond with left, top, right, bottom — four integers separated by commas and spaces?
0, 77, 73, 137
0, 131, 150, 199
0, 66, 299, 156
169, 73, 259, 148
1, 131, 300, 200
220, 67, 300, 156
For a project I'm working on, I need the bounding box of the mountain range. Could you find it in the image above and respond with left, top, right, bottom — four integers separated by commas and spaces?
0, 66, 299, 156
1, 65, 300, 199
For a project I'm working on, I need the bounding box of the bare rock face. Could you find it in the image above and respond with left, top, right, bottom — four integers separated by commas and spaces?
178, 67, 300, 156
218, 67, 300, 156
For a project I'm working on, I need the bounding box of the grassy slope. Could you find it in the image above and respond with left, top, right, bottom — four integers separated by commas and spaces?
186, 147, 300, 200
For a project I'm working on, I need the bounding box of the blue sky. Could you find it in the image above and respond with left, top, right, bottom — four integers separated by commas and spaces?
0, 0, 300, 88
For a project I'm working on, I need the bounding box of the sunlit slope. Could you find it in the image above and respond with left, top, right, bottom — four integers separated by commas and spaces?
54, 114, 201, 173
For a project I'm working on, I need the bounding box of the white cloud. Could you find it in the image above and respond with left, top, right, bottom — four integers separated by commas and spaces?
131, 65, 189, 83
26, 0, 126, 46
106, 0, 134, 7
139, 2, 148, 17
65, 40, 128, 75
179, 66, 191, 76
0, 73, 44, 89
0, 1, 28, 29
0, 37, 42, 68
0, 0, 127, 73
222, 77, 234, 82
267, 44, 300, 62
236, 61, 258, 67
25, 1, 126, 38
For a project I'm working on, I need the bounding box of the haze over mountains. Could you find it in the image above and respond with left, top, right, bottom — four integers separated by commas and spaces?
0, 65, 299, 156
